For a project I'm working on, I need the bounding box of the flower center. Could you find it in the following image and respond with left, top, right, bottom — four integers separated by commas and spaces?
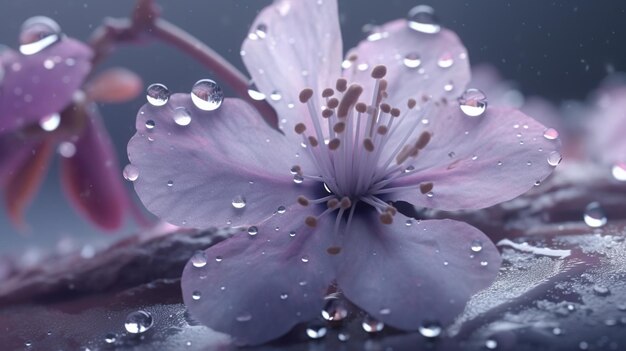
292, 64, 435, 226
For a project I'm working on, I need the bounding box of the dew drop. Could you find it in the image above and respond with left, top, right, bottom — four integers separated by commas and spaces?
293, 174, 304, 184
190, 250, 207, 268
236, 313, 252, 322
124, 310, 154, 334
247, 226, 258, 236
191, 79, 223, 111
362, 315, 384, 333
407, 5, 441, 34
402, 52, 422, 68
418, 320, 442, 338
19, 16, 62, 55
276, 206, 286, 214
301, 255, 310, 263
611, 162, 626, 181
269, 90, 282, 101
104, 333, 117, 344
145, 119, 156, 129
338, 332, 351, 342
58, 142, 76, 158
39, 113, 61, 132
122, 164, 139, 182
480, 261, 489, 267
173, 107, 192, 126
167, 180, 174, 187
470, 240, 483, 252
444, 81, 454, 92
247, 81, 266, 100
593, 284, 611, 296
255, 23, 268, 39
584, 202, 607, 228
191, 291, 202, 300
547, 151, 562, 166
405, 219, 413, 227
306, 323, 327, 339
146, 83, 170, 106
485, 339, 498, 349
231, 195, 247, 209
543, 128, 559, 140
321, 298, 348, 322
437, 52, 454, 68
459, 88, 487, 117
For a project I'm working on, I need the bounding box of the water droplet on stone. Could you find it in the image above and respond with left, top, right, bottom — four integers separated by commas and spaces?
552, 327, 562, 335
191, 79, 223, 111
19, 16, 62, 55
39, 113, 61, 132
471, 240, 483, 252
362, 315, 384, 333
146, 83, 169, 106
191, 250, 207, 268
459, 88, 487, 117
437, 52, 454, 68
547, 151, 562, 166
124, 310, 154, 334
301, 255, 309, 263
306, 323, 327, 339
248, 226, 258, 236
104, 333, 117, 344
173, 107, 192, 126
444, 81, 454, 92
231, 195, 247, 209
321, 298, 348, 322
407, 5, 440, 34
543, 128, 559, 140
403, 52, 422, 68
418, 321, 442, 338
584, 202, 607, 228
191, 290, 202, 300
247, 81, 266, 100
485, 339, 498, 349
593, 284, 611, 296
611, 162, 626, 181
123, 164, 139, 182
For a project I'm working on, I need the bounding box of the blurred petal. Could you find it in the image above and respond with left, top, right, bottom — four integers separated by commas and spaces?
241, 0, 342, 136
60, 104, 130, 231
0, 133, 38, 187
4, 139, 53, 228
384, 106, 560, 210
85, 67, 143, 103
337, 217, 500, 329
181, 204, 337, 345
343, 20, 470, 110
128, 94, 317, 229
0, 38, 92, 134
587, 85, 626, 164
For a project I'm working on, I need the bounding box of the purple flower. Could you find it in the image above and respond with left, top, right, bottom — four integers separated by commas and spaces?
0, 17, 141, 230
127, 0, 560, 345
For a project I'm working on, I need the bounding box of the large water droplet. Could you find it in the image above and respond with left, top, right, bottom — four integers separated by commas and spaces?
247, 226, 258, 236
543, 128, 559, 140
124, 310, 154, 334
19, 16, 62, 55
321, 298, 348, 322
306, 323, 327, 339
611, 162, 626, 181
191, 79, 223, 111
584, 202, 607, 228
123, 164, 139, 182
402, 52, 422, 68
470, 240, 483, 252
190, 250, 207, 268
418, 321, 442, 338
547, 151, 562, 166
459, 89, 487, 117
338, 332, 351, 342
407, 5, 441, 34
231, 195, 247, 209
146, 83, 170, 106
39, 113, 61, 132
362, 315, 384, 333
173, 107, 192, 126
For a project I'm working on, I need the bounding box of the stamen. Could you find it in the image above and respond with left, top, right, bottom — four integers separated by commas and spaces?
380, 212, 393, 224
355, 102, 367, 113
390, 108, 400, 117
415, 131, 432, 149
322, 109, 334, 118
305, 216, 317, 227
377, 125, 388, 135
371, 65, 387, 79
297, 196, 310, 206
328, 138, 341, 150
337, 84, 363, 118
322, 88, 334, 98
363, 138, 375, 152
294, 123, 307, 134
340, 197, 352, 208
327, 198, 339, 209
336, 78, 348, 92
308, 136, 319, 147
419, 182, 434, 194
299, 88, 314, 103
333, 122, 346, 133
327, 247, 342, 255
407, 98, 417, 109
327, 98, 339, 109
380, 103, 391, 114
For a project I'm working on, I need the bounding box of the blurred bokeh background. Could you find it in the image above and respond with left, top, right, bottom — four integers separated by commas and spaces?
1, 0, 625, 252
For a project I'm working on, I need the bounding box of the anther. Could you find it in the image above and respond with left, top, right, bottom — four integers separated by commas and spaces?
378, 79, 388, 92
308, 136, 319, 147
371, 65, 387, 79
297, 196, 310, 206
336, 78, 348, 92
327, 246, 342, 255
380, 212, 393, 225
337, 84, 364, 118
295, 123, 307, 134
299, 88, 314, 103
415, 131, 432, 149
328, 138, 341, 150
327, 98, 339, 109
305, 216, 318, 227
327, 198, 339, 209
363, 138, 375, 152
333, 122, 346, 133
390, 108, 400, 117
322, 109, 334, 118
407, 98, 417, 109
340, 197, 352, 209
421, 94, 430, 102
355, 102, 367, 113
380, 103, 391, 114
409, 147, 419, 158
420, 182, 434, 194
322, 88, 334, 98
386, 206, 397, 216
377, 125, 388, 135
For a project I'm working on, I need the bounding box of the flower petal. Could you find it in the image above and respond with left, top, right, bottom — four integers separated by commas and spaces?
336, 216, 500, 330
384, 106, 560, 210
343, 20, 470, 110
128, 94, 316, 229
60, 104, 132, 231
0, 38, 92, 134
241, 0, 342, 136
84, 67, 143, 103
0, 133, 37, 187
181, 204, 337, 345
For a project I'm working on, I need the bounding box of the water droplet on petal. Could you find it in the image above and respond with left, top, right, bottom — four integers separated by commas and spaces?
293, 174, 304, 184
444, 81, 454, 92
459, 88, 487, 117
39, 113, 61, 132
418, 321, 442, 338
593, 284, 611, 296
338, 332, 351, 342
123, 164, 139, 182
403, 52, 422, 68
146, 83, 169, 106
124, 310, 154, 334
145, 119, 156, 129
306, 323, 327, 339
547, 151, 562, 166
321, 298, 348, 322
611, 162, 626, 181
191, 291, 202, 300
191, 250, 207, 268
485, 339, 498, 349
173, 107, 192, 126
247, 226, 258, 236
19, 16, 62, 55
437, 52, 454, 68
247, 81, 266, 100
471, 240, 483, 252
269, 90, 282, 101
543, 128, 559, 140
231, 195, 247, 209
255, 23, 268, 39
362, 315, 384, 333
280, 293, 289, 300
480, 261, 489, 267
407, 5, 441, 34
236, 313, 252, 322
191, 79, 223, 111
104, 333, 117, 344
584, 202, 607, 228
